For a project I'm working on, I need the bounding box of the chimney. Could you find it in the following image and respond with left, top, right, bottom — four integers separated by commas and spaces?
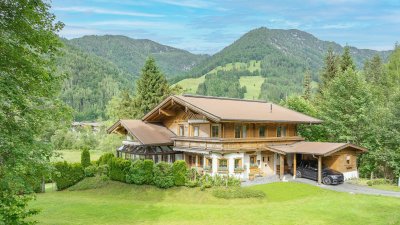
270, 103, 273, 113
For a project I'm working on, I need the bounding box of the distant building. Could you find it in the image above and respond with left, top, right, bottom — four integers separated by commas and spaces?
72, 122, 101, 132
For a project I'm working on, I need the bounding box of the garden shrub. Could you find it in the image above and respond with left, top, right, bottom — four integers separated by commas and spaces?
367, 178, 391, 186
185, 180, 198, 188
97, 152, 115, 166
81, 148, 91, 168
211, 175, 241, 187
53, 161, 85, 191
153, 162, 174, 188
172, 160, 187, 186
126, 159, 154, 185
97, 164, 109, 176
109, 157, 132, 182
84, 165, 98, 177
212, 187, 265, 199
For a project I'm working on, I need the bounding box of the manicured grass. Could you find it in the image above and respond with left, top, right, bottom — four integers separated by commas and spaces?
53, 150, 106, 163
30, 182, 400, 225
348, 178, 400, 192
239, 76, 265, 100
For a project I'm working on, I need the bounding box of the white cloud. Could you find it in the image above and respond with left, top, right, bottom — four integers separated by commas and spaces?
155, 0, 211, 8
320, 23, 356, 29
68, 20, 185, 30
53, 6, 163, 17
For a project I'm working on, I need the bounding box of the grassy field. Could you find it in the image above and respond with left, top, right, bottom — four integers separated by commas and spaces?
30, 181, 400, 225
175, 60, 262, 95
53, 150, 106, 163
239, 76, 265, 99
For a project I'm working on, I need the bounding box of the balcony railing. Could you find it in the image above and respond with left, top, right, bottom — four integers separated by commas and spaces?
172, 136, 304, 152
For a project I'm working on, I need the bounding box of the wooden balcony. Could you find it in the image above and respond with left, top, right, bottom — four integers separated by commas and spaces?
172, 136, 304, 152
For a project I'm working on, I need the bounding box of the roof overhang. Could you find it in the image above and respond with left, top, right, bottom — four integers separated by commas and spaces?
266, 142, 367, 156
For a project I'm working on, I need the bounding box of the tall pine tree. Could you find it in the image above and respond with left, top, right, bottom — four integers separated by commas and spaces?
133, 57, 171, 118
340, 46, 356, 72
319, 47, 340, 91
303, 69, 312, 100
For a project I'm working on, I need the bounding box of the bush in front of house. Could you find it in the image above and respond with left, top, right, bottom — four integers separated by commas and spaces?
97, 152, 115, 166
212, 187, 265, 199
109, 157, 132, 182
53, 161, 85, 190
172, 160, 187, 186
126, 159, 154, 185
366, 178, 392, 186
81, 148, 91, 168
153, 162, 174, 188
84, 165, 98, 177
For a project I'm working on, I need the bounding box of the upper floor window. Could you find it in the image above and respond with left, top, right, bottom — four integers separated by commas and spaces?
242, 125, 247, 138
211, 124, 220, 138
294, 125, 298, 136
193, 126, 199, 137
277, 126, 287, 137
234, 124, 241, 138
179, 125, 184, 136
259, 126, 266, 137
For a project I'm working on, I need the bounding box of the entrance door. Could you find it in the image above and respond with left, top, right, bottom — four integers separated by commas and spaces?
261, 152, 274, 176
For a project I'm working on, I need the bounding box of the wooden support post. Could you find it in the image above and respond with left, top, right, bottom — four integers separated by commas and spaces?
293, 153, 297, 179
280, 154, 284, 180
318, 156, 322, 185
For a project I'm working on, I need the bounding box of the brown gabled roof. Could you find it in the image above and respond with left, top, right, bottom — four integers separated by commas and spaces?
143, 94, 322, 123
266, 141, 367, 156
107, 120, 175, 145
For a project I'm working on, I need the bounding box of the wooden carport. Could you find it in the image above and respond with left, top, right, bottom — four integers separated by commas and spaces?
266, 142, 367, 184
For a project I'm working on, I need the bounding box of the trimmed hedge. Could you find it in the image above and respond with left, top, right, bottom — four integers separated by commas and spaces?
212, 187, 266, 199
81, 148, 91, 168
109, 157, 132, 182
97, 152, 115, 166
53, 161, 85, 190
126, 159, 154, 185
172, 160, 187, 186
84, 165, 98, 177
153, 162, 174, 188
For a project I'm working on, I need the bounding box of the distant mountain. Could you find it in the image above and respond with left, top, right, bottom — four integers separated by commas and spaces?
67, 35, 209, 78
177, 27, 392, 101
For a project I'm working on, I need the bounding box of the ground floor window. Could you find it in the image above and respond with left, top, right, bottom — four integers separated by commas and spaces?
234, 158, 244, 172
198, 156, 204, 167
218, 159, 228, 171
250, 155, 257, 167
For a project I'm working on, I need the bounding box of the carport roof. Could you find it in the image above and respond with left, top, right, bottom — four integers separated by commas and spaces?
266, 141, 367, 156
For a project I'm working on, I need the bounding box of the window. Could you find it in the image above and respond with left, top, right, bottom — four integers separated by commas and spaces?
179, 125, 184, 136
294, 125, 298, 136
234, 124, 241, 138
277, 126, 282, 137
282, 126, 287, 137
346, 155, 351, 164
242, 125, 247, 138
193, 126, 199, 137
218, 159, 228, 171
198, 156, 204, 167
234, 159, 242, 168
206, 158, 212, 166
211, 124, 219, 138
162, 154, 168, 162
259, 126, 266, 137
250, 156, 257, 167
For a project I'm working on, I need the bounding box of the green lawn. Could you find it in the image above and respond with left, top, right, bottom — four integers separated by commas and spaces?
30, 182, 400, 225
174, 75, 205, 94
53, 150, 106, 163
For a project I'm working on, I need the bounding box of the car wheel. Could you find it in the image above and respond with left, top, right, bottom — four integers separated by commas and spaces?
296, 170, 302, 178
323, 177, 332, 185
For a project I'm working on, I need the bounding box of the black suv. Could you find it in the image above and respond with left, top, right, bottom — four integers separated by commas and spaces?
292, 160, 344, 185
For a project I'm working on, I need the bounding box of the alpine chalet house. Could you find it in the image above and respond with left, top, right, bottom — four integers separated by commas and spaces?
107, 95, 366, 184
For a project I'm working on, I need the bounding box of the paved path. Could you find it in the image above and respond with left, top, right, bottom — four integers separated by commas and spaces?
242, 174, 400, 198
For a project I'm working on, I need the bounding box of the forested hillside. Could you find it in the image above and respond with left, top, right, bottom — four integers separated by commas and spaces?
67, 35, 209, 78
57, 41, 136, 121
178, 27, 391, 101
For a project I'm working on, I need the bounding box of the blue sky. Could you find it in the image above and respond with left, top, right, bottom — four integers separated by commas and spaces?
52, 0, 400, 54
